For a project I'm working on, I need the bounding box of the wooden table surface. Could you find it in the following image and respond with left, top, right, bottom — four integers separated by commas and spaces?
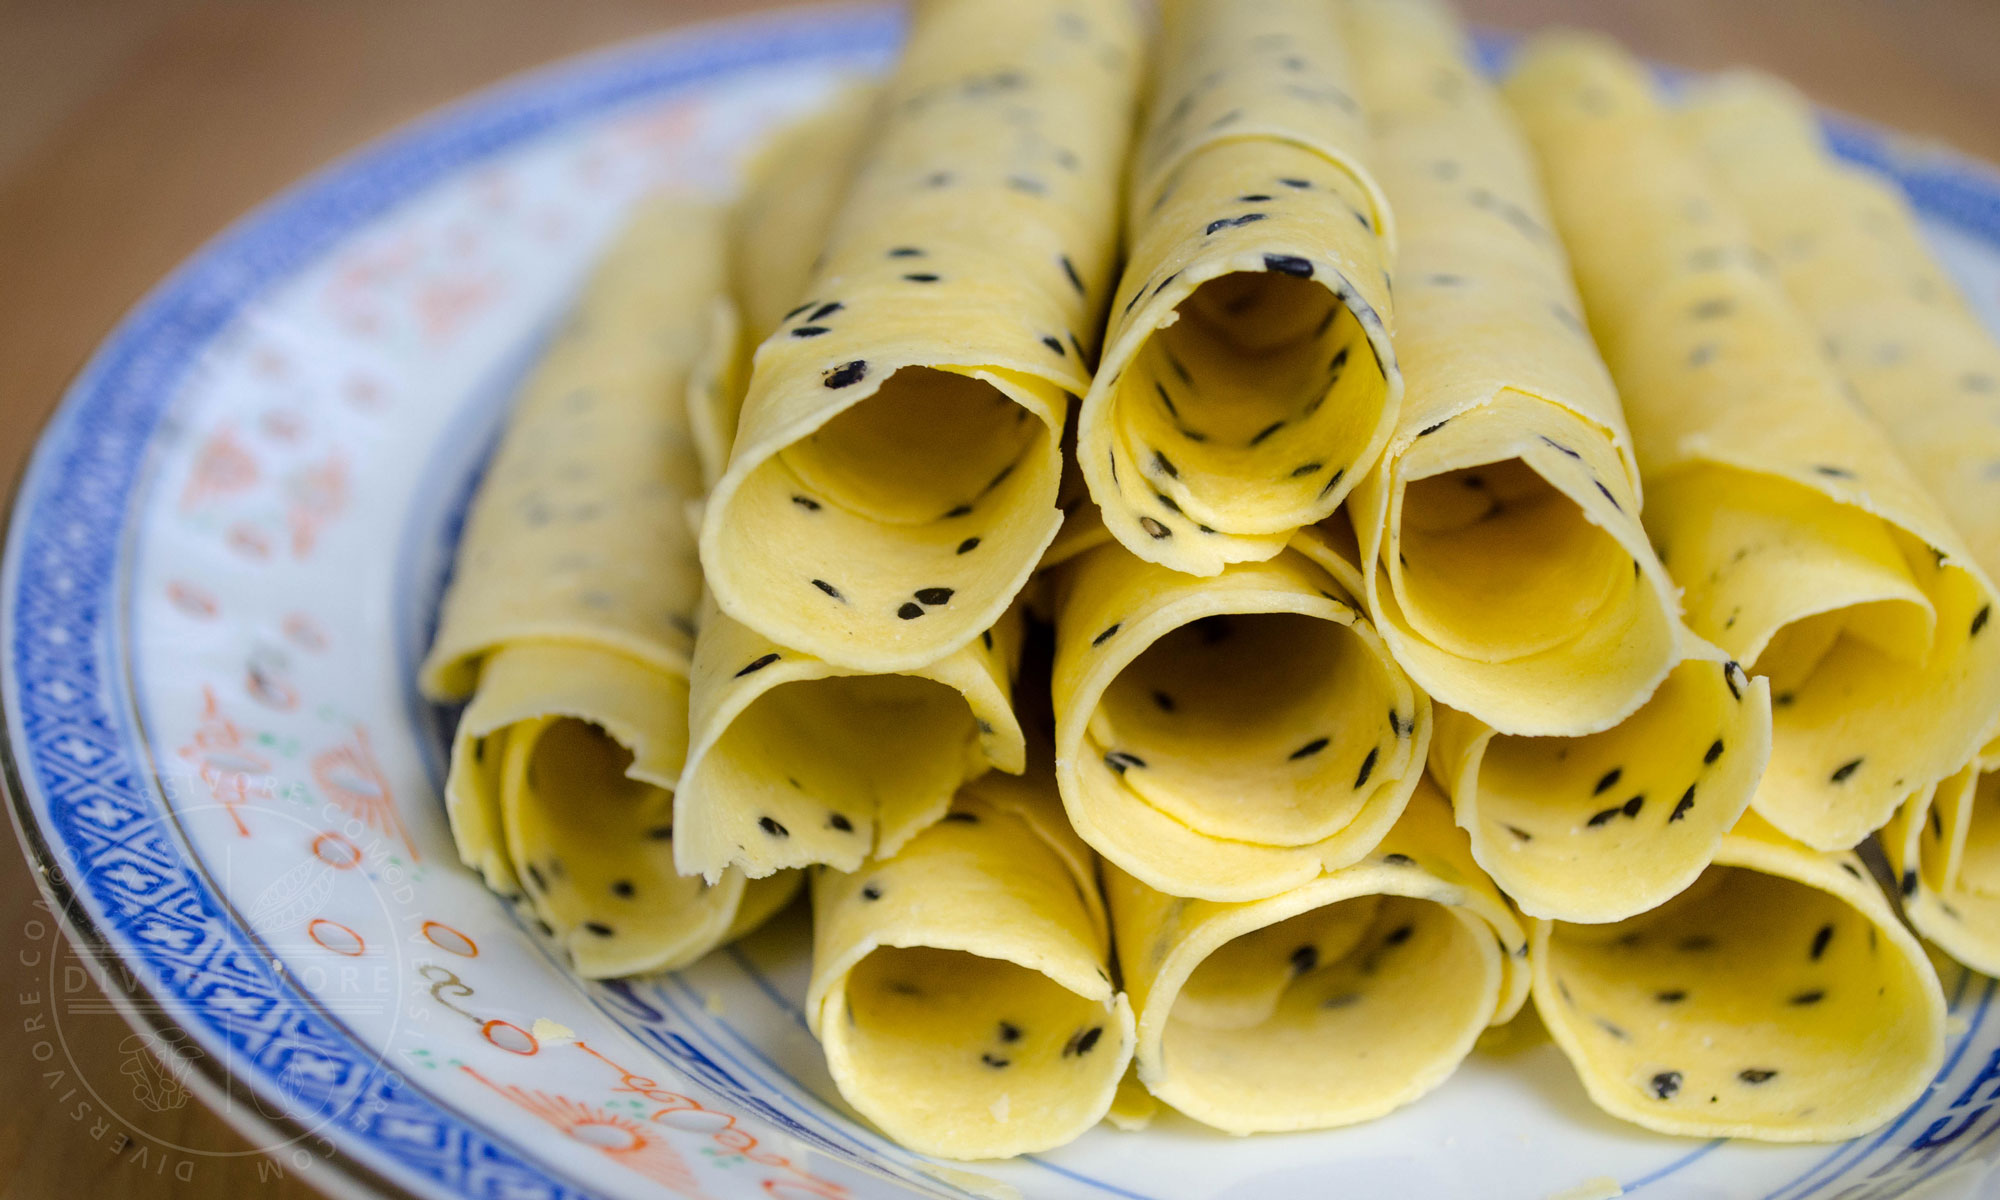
3, 1, 1999, 1196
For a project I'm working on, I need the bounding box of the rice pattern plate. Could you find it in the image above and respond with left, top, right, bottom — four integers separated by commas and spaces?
8, 6, 2000, 1198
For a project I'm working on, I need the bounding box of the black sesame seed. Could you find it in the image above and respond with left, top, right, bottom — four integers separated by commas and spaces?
1594, 479, 1622, 512
646, 825, 673, 840
1830, 758, 1863, 783
1290, 737, 1330, 761
584, 922, 615, 937
758, 816, 788, 837
1597, 1018, 1630, 1040
897, 602, 925, 620
1092, 624, 1120, 646
1384, 853, 1415, 867
1417, 420, 1449, 437
956, 537, 980, 554
1042, 335, 1065, 355
1066, 1026, 1104, 1057
792, 495, 821, 511
943, 503, 974, 518
1739, 1069, 1778, 1084
915, 587, 954, 605
1789, 990, 1826, 1005
1105, 751, 1147, 774
902, 273, 941, 283
525, 863, 546, 890
998, 1021, 1022, 1043
982, 630, 994, 650
1280, 177, 1311, 188
791, 325, 831, 338
1383, 924, 1414, 947
823, 360, 867, 389
887, 247, 924, 258
1810, 924, 1834, 960
1151, 689, 1175, 713
1290, 945, 1319, 974
1622, 794, 1645, 818
1060, 254, 1085, 294
611, 879, 635, 898
1354, 746, 1379, 787
1264, 253, 1314, 278
1290, 461, 1323, 478
1651, 1071, 1683, 1100
810, 301, 844, 320
981, 1053, 1011, 1069
1814, 464, 1856, 479
1594, 768, 1622, 796
1975, 605, 1992, 636
1670, 786, 1696, 822
1587, 807, 1621, 827
783, 300, 816, 320
1140, 516, 1172, 539
1705, 739, 1724, 765
1724, 661, 1743, 700
1504, 824, 1533, 841
1250, 420, 1285, 446
1902, 868, 1919, 896
861, 884, 881, 901
1656, 990, 1687, 1003
735, 653, 780, 678
811, 579, 843, 600
1154, 450, 1179, 478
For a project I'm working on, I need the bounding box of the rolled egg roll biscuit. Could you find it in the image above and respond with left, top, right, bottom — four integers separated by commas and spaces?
1107, 777, 1529, 1135
1051, 519, 1429, 901
421, 197, 795, 975
807, 770, 1134, 1160
1337, 0, 1679, 736
1430, 628, 1771, 923
1078, 0, 1401, 574
1506, 36, 2000, 851
700, 0, 1143, 672
690, 82, 884, 490
673, 593, 1026, 881
1532, 811, 1946, 1141
1676, 76, 2000, 965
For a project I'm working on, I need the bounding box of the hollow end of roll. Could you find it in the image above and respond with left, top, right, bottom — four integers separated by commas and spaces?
825, 945, 1128, 1159
1537, 863, 1941, 1140
1105, 270, 1388, 537
706, 365, 1061, 671
497, 716, 737, 978
1149, 894, 1500, 1133
1393, 458, 1632, 663
1086, 610, 1405, 847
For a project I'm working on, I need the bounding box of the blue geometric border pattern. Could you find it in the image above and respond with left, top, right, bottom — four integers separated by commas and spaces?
0, 7, 903, 1199
9, 10, 2000, 1200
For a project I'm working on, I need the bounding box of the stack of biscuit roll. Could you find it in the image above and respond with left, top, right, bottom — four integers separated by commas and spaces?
422, 0, 2000, 1161
1675, 74, 2000, 977
1340, 0, 1770, 926
420, 196, 800, 978
1504, 30, 1980, 1135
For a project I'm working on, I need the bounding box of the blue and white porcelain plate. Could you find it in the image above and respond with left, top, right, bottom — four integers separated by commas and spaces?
7, 6, 2000, 1197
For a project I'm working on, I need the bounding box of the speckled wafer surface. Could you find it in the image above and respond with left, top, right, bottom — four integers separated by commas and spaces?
701, 0, 1143, 672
